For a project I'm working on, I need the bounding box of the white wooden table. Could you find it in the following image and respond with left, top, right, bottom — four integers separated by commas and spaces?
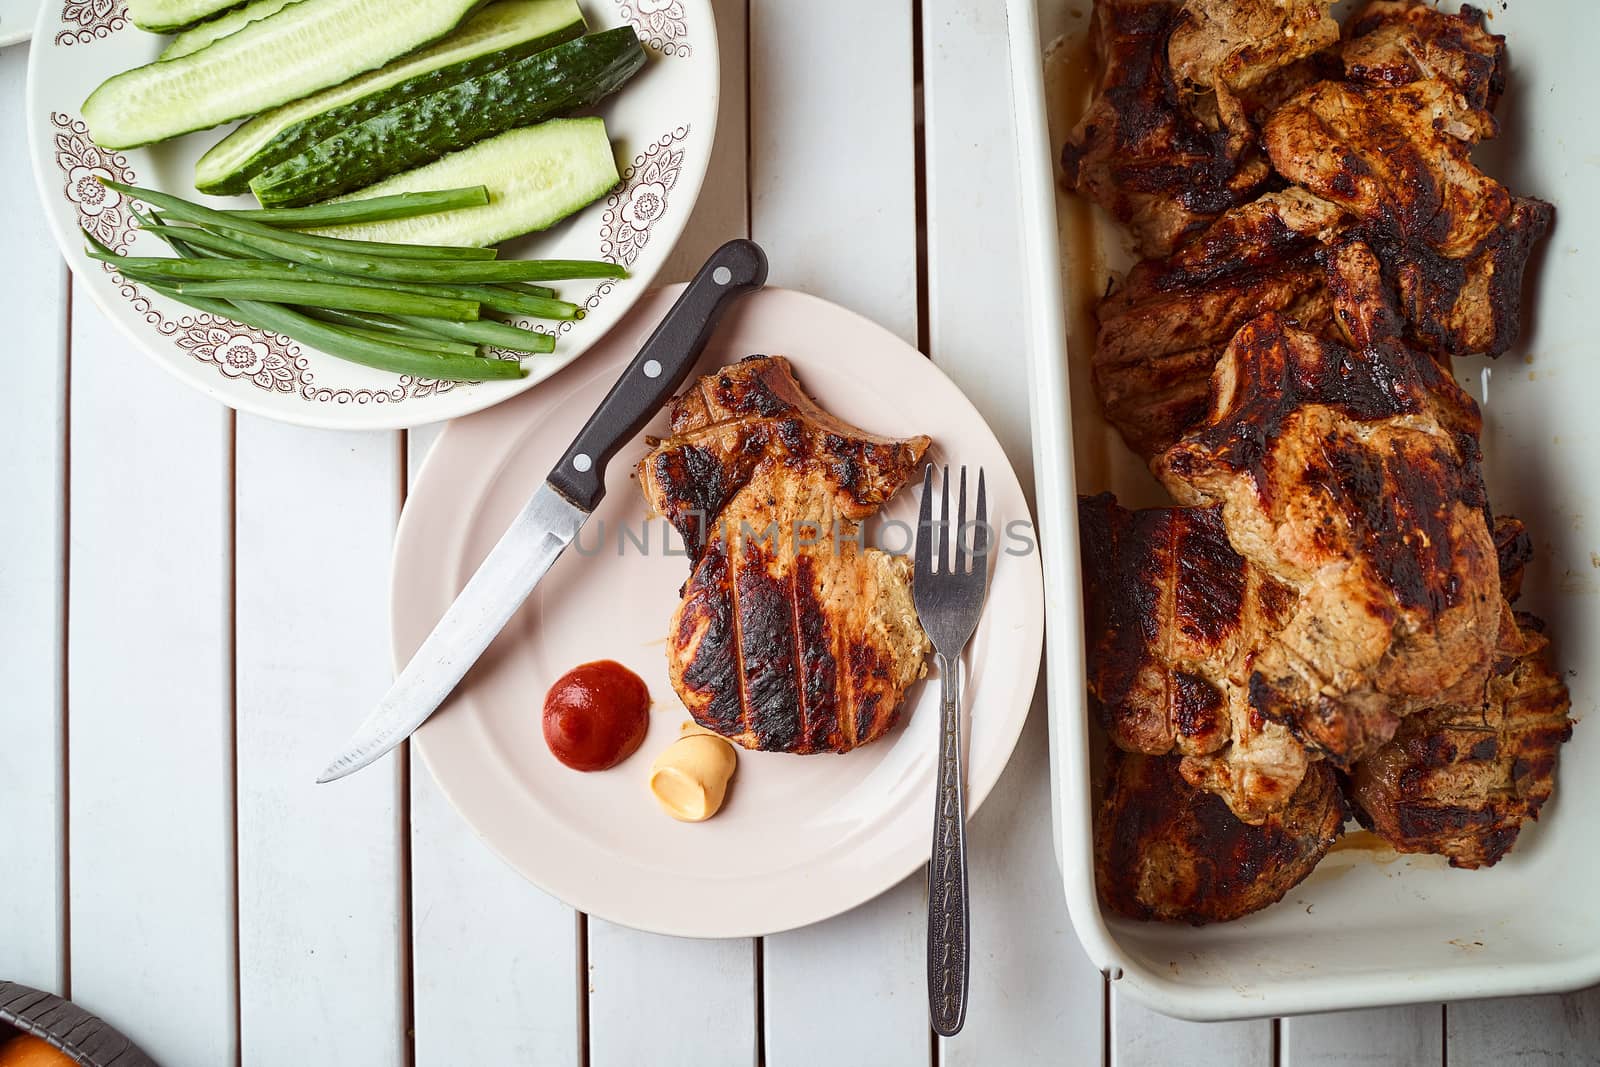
2, 4, 1597, 1064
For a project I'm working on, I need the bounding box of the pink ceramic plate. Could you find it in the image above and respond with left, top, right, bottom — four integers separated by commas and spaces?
397, 287, 1044, 937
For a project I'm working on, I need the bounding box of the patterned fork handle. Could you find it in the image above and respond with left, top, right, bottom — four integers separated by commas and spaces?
927, 649, 970, 1037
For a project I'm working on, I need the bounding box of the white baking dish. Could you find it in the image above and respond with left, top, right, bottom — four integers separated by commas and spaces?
1005, 0, 1600, 1020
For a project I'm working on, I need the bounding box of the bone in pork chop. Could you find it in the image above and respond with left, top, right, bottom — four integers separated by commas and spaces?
639, 357, 931, 754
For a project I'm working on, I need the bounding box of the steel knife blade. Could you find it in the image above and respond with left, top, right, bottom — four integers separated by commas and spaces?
318, 240, 769, 783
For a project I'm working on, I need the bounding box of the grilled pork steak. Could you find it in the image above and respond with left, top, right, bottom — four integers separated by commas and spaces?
1168, 0, 1338, 93
1155, 313, 1501, 767
639, 357, 931, 754
1350, 607, 1572, 868
1079, 494, 1312, 823
1060, 0, 1271, 258
1096, 751, 1344, 924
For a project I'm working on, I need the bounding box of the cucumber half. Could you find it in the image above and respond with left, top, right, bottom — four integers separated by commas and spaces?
250, 27, 646, 208
194, 0, 584, 195
312, 119, 621, 248
127, 0, 240, 33
83, 0, 484, 149
160, 0, 302, 62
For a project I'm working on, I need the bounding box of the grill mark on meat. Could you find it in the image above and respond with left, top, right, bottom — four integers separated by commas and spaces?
792, 554, 839, 752
1172, 672, 1224, 741
732, 533, 802, 751
1096, 752, 1344, 924
1174, 506, 1246, 643
651, 443, 730, 560
677, 543, 745, 735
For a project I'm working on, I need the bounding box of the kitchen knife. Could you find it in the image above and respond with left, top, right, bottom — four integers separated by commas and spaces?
317, 240, 769, 783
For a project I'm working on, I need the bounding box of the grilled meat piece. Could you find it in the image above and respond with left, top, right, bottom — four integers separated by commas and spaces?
1350, 607, 1572, 868
1265, 77, 1503, 256
1341, 0, 1506, 114
642, 357, 932, 754
1155, 313, 1500, 766
639, 356, 929, 564
1169, 0, 1339, 93
1093, 188, 1345, 458
1061, 0, 1270, 258
1096, 752, 1344, 924
1396, 196, 1554, 360
1264, 76, 1552, 358
1079, 493, 1311, 822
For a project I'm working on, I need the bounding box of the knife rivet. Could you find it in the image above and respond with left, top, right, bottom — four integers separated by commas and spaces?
712, 266, 732, 285
573, 453, 592, 472
643, 359, 662, 379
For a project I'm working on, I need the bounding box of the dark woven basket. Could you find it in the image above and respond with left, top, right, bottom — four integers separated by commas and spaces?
0, 982, 157, 1067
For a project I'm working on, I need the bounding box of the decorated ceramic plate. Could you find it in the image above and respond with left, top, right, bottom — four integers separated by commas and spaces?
395, 287, 1046, 936
25, 0, 717, 428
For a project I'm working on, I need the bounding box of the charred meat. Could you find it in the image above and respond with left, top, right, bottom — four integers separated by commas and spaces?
1061, 0, 1270, 258
1350, 607, 1572, 868
1155, 313, 1501, 766
1096, 751, 1344, 924
641, 357, 932, 754
1079, 493, 1312, 822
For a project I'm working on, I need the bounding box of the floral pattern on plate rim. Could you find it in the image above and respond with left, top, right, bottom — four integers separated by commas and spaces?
599, 125, 688, 272
614, 0, 690, 57
58, 0, 128, 46
48, 104, 693, 405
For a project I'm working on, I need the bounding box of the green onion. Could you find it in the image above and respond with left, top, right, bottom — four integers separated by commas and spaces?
391, 314, 557, 355
223, 187, 490, 227
103, 179, 498, 261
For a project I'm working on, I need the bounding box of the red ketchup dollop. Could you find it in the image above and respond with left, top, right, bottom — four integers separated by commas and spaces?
542, 660, 650, 772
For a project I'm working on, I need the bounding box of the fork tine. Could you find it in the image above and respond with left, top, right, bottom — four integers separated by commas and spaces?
915, 464, 934, 578
937, 465, 951, 575
954, 466, 969, 576
974, 468, 989, 566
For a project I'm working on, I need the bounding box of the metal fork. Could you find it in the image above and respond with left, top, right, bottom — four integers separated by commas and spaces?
913, 464, 990, 1038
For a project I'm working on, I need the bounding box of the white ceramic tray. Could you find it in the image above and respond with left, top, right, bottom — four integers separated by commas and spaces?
1006, 0, 1600, 1020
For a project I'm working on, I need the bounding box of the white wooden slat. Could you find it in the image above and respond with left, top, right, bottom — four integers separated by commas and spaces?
920, 1, 1105, 1059
1111, 998, 1271, 1067
1446, 990, 1600, 1066
1283, 1005, 1442, 1066
64, 297, 236, 1064
405, 422, 582, 1067
234, 420, 404, 1066
588, 926, 758, 1066
586, 2, 760, 1063
0, 46, 68, 997
659, 0, 751, 284
749, 0, 927, 1063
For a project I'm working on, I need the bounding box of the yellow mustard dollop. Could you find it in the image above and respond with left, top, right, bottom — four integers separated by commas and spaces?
649, 722, 738, 822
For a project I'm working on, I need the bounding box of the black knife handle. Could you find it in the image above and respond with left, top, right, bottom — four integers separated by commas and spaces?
547, 239, 768, 512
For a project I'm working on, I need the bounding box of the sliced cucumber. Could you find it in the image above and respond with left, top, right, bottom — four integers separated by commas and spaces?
83, 0, 483, 150
127, 0, 240, 33
312, 119, 620, 248
250, 27, 645, 208
160, 0, 301, 61
195, 0, 584, 195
